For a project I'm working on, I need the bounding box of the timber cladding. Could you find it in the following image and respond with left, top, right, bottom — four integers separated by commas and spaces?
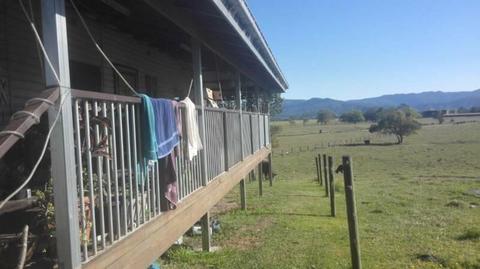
82, 148, 271, 269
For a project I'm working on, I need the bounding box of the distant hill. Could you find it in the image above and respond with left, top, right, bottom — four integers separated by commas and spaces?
277, 89, 480, 119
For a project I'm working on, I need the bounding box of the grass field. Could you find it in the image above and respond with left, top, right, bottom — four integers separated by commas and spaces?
160, 119, 480, 269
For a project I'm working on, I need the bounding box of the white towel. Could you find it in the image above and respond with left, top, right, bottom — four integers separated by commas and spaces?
180, 97, 203, 160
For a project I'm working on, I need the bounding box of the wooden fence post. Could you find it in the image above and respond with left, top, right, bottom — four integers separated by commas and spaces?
323, 154, 329, 197
258, 163, 263, 196
240, 179, 246, 210
201, 212, 211, 252
315, 156, 320, 182
318, 154, 323, 186
268, 153, 273, 186
328, 156, 336, 217
342, 156, 362, 269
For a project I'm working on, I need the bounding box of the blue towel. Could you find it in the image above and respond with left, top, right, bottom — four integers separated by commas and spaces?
140, 94, 158, 161
150, 98, 180, 159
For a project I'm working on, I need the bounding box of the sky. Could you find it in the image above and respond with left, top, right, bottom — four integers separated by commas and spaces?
248, 0, 480, 100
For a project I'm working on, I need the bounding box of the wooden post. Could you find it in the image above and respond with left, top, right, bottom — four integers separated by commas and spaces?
240, 179, 246, 210
342, 156, 362, 269
323, 154, 329, 197
192, 38, 208, 186
201, 212, 210, 252
328, 156, 336, 217
268, 153, 273, 186
315, 156, 320, 182
318, 153, 323, 186
258, 163, 263, 196
42, 1, 81, 268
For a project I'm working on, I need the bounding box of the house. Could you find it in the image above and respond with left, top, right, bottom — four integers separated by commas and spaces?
0, 0, 287, 268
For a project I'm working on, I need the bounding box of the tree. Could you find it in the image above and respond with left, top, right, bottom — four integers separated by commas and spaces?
398, 105, 420, 118
369, 109, 421, 144
302, 118, 309, 126
267, 93, 283, 117
316, 109, 335, 124
340, 110, 365, 123
363, 107, 382, 122
434, 110, 444, 124
288, 116, 296, 125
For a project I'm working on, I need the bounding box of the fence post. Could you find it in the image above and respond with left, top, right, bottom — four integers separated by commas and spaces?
201, 212, 211, 252
258, 163, 263, 196
318, 153, 323, 186
328, 156, 336, 217
315, 156, 320, 182
240, 179, 246, 210
342, 156, 362, 269
323, 154, 329, 197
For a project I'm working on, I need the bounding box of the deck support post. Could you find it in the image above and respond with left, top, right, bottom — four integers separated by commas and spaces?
192, 37, 208, 186
201, 212, 211, 252
240, 179, 246, 210
258, 163, 263, 196
41, 0, 81, 268
268, 153, 273, 186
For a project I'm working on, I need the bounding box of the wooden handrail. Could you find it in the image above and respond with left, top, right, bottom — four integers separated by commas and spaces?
0, 87, 59, 159
71, 89, 141, 103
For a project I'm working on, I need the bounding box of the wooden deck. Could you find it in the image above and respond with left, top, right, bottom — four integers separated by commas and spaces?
83, 148, 270, 269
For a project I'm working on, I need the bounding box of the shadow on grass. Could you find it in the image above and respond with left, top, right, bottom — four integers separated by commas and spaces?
343, 142, 398, 147
249, 210, 331, 218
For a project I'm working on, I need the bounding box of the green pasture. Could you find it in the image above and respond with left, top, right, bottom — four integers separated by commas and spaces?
161, 119, 480, 269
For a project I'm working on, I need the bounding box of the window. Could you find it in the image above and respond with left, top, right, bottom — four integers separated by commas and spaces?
70, 60, 102, 91
113, 64, 137, 96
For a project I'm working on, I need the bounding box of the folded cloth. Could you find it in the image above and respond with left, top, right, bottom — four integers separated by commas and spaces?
180, 97, 203, 160
140, 94, 158, 161
150, 98, 180, 159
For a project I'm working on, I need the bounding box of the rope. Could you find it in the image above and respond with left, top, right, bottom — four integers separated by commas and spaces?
11, 110, 40, 124
18, 0, 60, 84
186, 78, 193, 98
69, 0, 139, 96
0, 91, 69, 211
0, 0, 71, 212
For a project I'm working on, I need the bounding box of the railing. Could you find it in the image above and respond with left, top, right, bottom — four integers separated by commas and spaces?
0, 87, 59, 159
69, 90, 270, 263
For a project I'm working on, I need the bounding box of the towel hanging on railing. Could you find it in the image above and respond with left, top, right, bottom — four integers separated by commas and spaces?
180, 97, 203, 161
140, 94, 180, 210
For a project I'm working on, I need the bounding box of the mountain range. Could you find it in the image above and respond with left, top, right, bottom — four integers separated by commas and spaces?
277, 89, 480, 119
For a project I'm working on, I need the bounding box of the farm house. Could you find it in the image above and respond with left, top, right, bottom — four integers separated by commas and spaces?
0, 0, 288, 268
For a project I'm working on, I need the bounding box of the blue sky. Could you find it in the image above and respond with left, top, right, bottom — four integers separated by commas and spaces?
248, 0, 480, 100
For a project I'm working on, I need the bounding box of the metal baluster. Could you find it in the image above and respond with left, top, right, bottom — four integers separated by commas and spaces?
131, 105, 140, 229
151, 161, 157, 216
93, 102, 106, 249
73, 100, 88, 261
102, 102, 114, 244
156, 161, 161, 214
146, 163, 151, 220
84, 101, 97, 254
125, 105, 134, 232
110, 103, 121, 240
117, 103, 127, 235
